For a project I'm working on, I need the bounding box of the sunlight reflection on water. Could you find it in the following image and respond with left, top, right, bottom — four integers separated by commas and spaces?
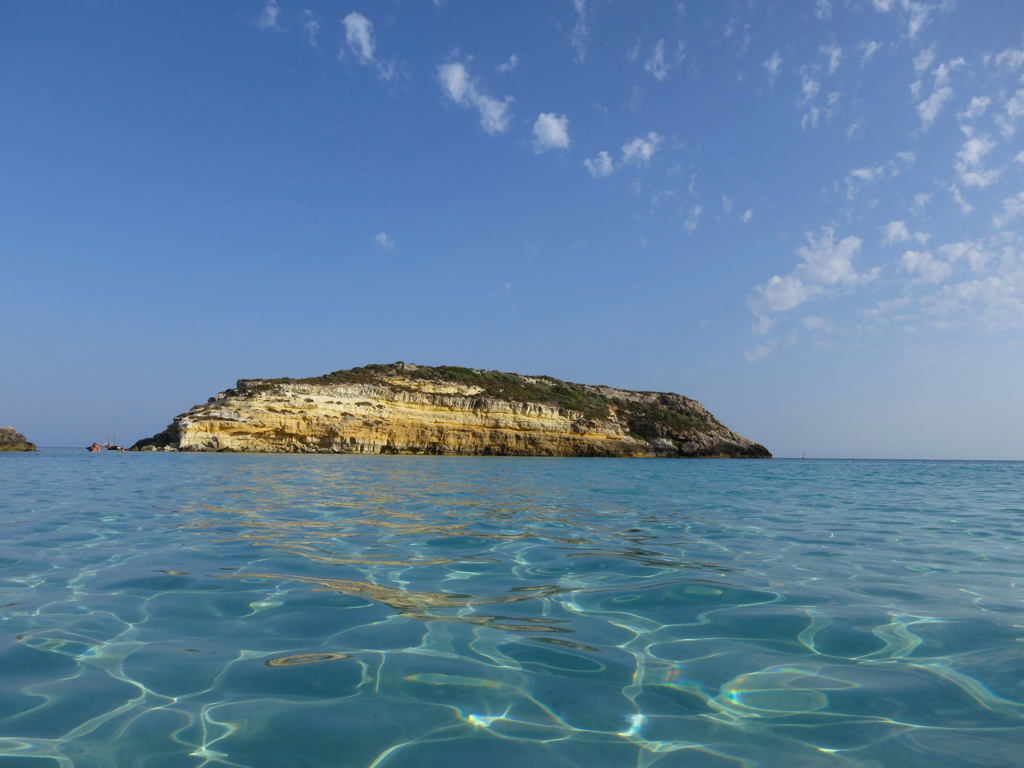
1, 452, 1023, 766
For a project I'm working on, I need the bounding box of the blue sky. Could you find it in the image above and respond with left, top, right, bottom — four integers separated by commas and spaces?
2, 0, 1023, 458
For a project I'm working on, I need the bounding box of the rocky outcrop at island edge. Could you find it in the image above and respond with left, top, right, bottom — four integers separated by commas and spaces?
0, 426, 37, 452
132, 363, 771, 458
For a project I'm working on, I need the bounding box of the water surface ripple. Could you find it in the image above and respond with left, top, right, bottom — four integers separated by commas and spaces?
1, 452, 1022, 766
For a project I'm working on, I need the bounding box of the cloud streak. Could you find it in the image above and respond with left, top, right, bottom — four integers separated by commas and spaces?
438, 61, 514, 135
342, 13, 396, 80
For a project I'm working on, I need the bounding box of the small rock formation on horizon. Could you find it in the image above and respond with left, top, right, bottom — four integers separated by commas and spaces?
132, 363, 771, 458
0, 426, 37, 452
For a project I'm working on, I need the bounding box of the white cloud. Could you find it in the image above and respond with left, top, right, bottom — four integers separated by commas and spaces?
997, 89, 1024, 137
343, 13, 376, 63
571, 0, 589, 63
301, 10, 320, 48
803, 315, 837, 332
621, 132, 664, 167
845, 165, 885, 198
374, 232, 394, 249
742, 208, 754, 223
757, 275, 822, 312
1017, 152, 1024, 165
847, 119, 864, 139
859, 40, 880, 66
955, 134, 1000, 188
744, 340, 777, 362
764, 52, 783, 87
917, 86, 952, 130
902, 250, 952, 283
958, 96, 991, 121
917, 242, 1024, 331
342, 13, 396, 81
932, 57, 965, 88
753, 314, 774, 335
946, 182, 974, 214
684, 205, 703, 234
911, 193, 931, 215
882, 220, 911, 245
752, 227, 878, 313
993, 47, 1024, 71
496, 54, 519, 74
722, 195, 732, 213
937, 240, 989, 273
816, 0, 832, 21
801, 72, 820, 102
257, 0, 280, 31
645, 39, 673, 81
797, 228, 876, 286
438, 61, 513, 135
533, 113, 571, 153
904, 0, 938, 39
913, 46, 935, 74
584, 151, 614, 178
872, 0, 894, 10
820, 44, 843, 75
993, 191, 1024, 229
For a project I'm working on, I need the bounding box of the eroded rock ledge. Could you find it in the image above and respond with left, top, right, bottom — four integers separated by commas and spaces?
0, 426, 37, 452
132, 363, 771, 458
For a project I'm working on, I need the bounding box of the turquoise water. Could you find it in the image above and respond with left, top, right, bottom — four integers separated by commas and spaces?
1, 451, 1023, 767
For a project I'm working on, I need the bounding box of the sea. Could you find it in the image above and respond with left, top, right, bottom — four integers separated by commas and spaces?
1, 450, 1022, 768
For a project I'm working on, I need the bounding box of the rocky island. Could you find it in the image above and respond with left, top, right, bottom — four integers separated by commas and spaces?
132, 363, 771, 458
0, 426, 37, 452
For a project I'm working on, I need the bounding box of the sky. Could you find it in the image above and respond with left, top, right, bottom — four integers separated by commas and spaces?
2, 0, 1023, 459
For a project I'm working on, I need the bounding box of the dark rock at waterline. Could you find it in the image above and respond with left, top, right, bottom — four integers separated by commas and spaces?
0, 426, 37, 452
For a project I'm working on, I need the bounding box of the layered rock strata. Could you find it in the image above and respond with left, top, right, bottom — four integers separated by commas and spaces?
133, 363, 771, 458
0, 426, 37, 452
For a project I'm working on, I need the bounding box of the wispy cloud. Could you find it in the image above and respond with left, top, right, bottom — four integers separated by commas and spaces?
301, 10, 320, 48
742, 208, 754, 223
992, 191, 1024, 229
820, 44, 843, 75
859, 40, 881, 66
764, 51, 783, 87
584, 151, 613, 178
644, 40, 684, 82
570, 0, 589, 63
996, 88, 1024, 137
751, 227, 879, 312
620, 132, 664, 167
374, 232, 394, 249
744, 340, 777, 362
257, 0, 280, 31
957, 96, 991, 121
917, 86, 952, 129
955, 134, 1000, 188
533, 113, 571, 153
882, 220, 911, 245
584, 132, 664, 178
901, 249, 953, 283
684, 205, 703, 234
496, 54, 519, 74
438, 60, 514, 135
342, 13, 396, 81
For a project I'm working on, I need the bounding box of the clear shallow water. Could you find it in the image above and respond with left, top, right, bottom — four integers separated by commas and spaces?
1, 451, 1023, 768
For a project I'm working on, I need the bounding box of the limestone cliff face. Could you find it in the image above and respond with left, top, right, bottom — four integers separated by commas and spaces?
0, 426, 36, 452
132, 363, 771, 458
